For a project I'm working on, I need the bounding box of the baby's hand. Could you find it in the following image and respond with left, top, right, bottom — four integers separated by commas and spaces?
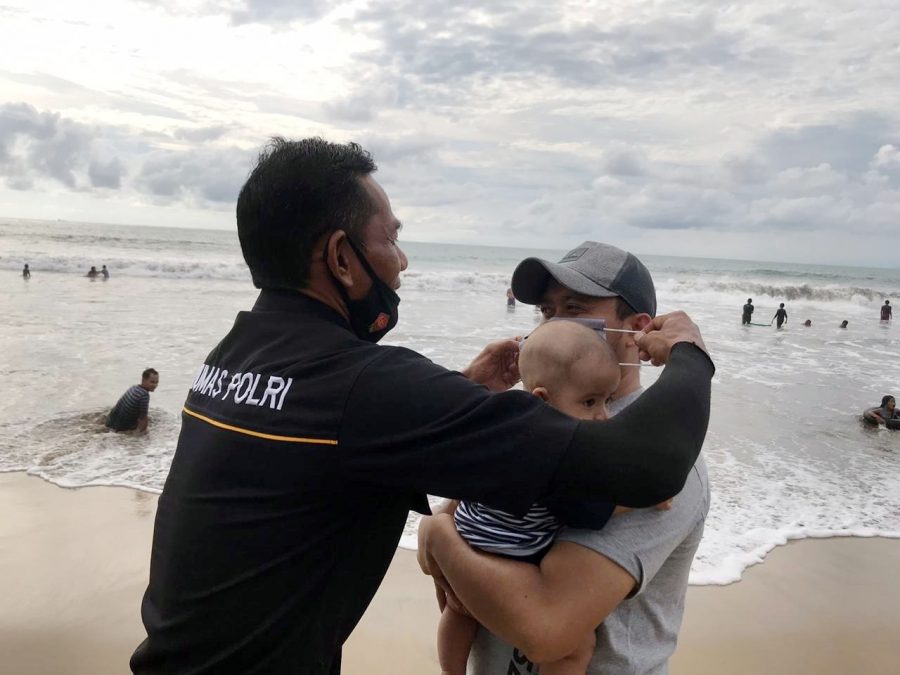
614, 499, 672, 516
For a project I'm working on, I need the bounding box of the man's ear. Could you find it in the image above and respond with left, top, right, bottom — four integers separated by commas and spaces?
628, 313, 652, 332
531, 386, 550, 402
622, 313, 652, 347
323, 230, 356, 290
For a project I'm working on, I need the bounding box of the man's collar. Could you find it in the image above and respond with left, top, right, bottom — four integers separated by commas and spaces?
252, 288, 349, 328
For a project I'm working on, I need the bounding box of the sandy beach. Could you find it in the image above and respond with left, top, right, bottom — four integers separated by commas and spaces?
2, 471, 898, 675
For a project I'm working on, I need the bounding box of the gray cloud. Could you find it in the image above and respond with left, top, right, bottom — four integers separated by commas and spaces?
174, 125, 232, 142
350, 3, 769, 89
0, 102, 253, 207
0, 103, 93, 189
358, 134, 439, 165
136, 146, 254, 205
89, 158, 126, 189
759, 113, 899, 174
0, 70, 191, 121
602, 148, 650, 177
229, 0, 334, 25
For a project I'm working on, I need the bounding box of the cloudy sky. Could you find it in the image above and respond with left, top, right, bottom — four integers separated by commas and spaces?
2, 0, 900, 266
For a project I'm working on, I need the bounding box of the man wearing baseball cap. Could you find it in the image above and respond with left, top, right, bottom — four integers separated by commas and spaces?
418, 242, 710, 675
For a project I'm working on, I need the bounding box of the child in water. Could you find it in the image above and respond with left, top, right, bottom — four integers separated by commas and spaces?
438, 320, 623, 675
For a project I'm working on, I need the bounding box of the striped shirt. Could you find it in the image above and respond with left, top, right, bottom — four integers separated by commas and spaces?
106, 385, 150, 431
454, 501, 560, 558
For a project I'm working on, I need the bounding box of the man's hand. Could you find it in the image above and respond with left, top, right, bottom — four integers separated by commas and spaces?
417, 513, 470, 615
634, 311, 708, 366
416, 513, 453, 579
461, 338, 521, 392
613, 498, 672, 517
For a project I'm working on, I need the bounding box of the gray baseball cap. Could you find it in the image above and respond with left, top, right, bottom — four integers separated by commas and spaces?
511, 241, 657, 317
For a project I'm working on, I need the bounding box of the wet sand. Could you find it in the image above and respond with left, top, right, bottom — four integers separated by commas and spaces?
1, 472, 898, 674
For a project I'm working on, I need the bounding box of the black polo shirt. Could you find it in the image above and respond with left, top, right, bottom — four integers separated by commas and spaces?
131, 290, 579, 674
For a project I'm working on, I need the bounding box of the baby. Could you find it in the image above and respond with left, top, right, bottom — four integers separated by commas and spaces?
439, 319, 622, 675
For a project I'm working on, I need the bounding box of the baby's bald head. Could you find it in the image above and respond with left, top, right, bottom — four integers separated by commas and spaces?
519, 320, 620, 420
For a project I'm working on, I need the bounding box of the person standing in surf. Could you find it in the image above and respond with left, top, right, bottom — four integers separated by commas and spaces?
772, 303, 788, 329
881, 300, 892, 322
741, 298, 754, 325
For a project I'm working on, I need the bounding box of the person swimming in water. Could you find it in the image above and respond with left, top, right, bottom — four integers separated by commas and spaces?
22, 263, 31, 279
864, 395, 900, 426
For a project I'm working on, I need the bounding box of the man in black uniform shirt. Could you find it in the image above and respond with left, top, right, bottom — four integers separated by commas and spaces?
130, 137, 715, 674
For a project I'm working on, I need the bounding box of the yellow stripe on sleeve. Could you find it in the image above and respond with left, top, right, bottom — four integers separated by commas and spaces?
182, 406, 338, 445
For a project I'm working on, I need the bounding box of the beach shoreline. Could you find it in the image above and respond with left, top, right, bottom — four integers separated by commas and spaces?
2, 472, 898, 675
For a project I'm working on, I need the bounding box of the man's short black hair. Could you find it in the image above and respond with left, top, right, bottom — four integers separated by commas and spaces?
236, 137, 378, 290
614, 297, 636, 320
142, 368, 158, 380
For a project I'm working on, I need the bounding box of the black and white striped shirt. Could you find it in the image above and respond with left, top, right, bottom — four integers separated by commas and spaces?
454, 500, 560, 557
106, 385, 149, 431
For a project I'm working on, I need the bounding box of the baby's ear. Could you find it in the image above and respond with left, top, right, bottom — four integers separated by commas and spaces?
531, 386, 550, 402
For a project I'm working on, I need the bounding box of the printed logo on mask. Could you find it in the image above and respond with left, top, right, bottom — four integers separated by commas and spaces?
369, 312, 390, 333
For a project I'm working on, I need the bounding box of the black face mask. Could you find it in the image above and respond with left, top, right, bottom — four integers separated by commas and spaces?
325, 236, 400, 343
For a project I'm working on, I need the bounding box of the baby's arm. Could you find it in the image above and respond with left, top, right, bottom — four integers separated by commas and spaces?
438, 605, 481, 675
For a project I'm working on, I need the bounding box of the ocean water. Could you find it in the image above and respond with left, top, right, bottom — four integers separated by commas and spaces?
2, 217, 899, 585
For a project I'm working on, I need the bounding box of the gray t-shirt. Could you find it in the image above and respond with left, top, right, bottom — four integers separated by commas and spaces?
467, 387, 710, 675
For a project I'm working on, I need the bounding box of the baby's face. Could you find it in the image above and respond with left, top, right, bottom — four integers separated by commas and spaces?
549, 355, 620, 421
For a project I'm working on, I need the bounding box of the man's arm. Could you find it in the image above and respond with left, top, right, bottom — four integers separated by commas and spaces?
136, 415, 149, 433
419, 514, 633, 663
551, 339, 712, 507
343, 311, 712, 512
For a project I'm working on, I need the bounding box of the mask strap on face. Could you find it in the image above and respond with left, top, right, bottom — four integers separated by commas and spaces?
518, 316, 651, 367
343, 236, 375, 276
321, 232, 378, 290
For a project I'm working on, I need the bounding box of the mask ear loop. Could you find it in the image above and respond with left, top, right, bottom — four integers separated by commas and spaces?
520, 317, 651, 367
